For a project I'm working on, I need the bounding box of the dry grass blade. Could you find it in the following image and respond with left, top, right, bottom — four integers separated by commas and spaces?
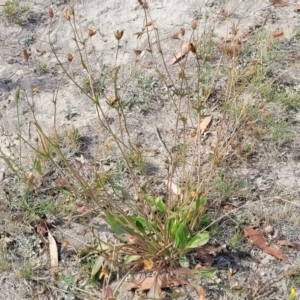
243, 226, 289, 263
48, 230, 59, 276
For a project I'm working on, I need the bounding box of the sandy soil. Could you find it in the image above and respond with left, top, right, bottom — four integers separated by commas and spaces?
1, 0, 300, 299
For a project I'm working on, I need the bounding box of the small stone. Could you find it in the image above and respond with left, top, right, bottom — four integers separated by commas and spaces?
263, 225, 274, 234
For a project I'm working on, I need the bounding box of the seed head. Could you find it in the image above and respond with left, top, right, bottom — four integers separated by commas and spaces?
114, 30, 124, 40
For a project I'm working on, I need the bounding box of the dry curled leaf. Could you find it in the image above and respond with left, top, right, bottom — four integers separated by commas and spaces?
269, 0, 289, 7
243, 226, 289, 263
169, 42, 195, 65
278, 240, 300, 251
172, 28, 185, 39
48, 230, 59, 276
199, 116, 212, 134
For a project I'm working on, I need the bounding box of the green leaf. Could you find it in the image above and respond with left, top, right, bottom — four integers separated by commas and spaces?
155, 197, 166, 212
179, 256, 189, 268
91, 256, 104, 278
105, 213, 128, 236
124, 255, 141, 264
186, 231, 209, 249
196, 196, 206, 210
167, 218, 175, 237
200, 267, 217, 278
135, 220, 145, 234
175, 223, 189, 249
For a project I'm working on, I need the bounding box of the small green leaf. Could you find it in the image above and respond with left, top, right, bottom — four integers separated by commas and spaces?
124, 255, 141, 264
179, 256, 189, 268
186, 231, 209, 249
155, 197, 166, 212
106, 213, 128, 236
200, 267, 217, 278
135, 220, 145, 234
175, 223, 189, 249
196, 196, 206, 210
167, 218, 175, 237
91, 256, 104, 278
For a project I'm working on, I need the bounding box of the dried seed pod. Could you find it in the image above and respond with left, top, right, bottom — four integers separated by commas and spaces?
48, 7, 54, 18
114, 30, 124, 40
67, 53, 74, 62
138, 0, 148, 9
63, 9, 71, 20
191, 19, 198, 30
21, 49, 29, 61
88, 28, 96, 37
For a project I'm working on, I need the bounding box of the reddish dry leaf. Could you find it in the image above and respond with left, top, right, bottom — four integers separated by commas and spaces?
123, 275, 188, 291
169, 42, 193, 65
48, 230, 59, 276
269, 0, 289, 7
102, 286, 114, 300
273, 29, 284, 38
198, 287, 206, 300
148, 276, 162, 299
196, 248, 213, 267
278, 240, 300, 251
170, 267, 193, 275
243, 226, 289, 263
199, 116, 212, 134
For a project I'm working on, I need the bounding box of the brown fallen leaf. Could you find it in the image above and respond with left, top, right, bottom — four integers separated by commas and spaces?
196, 248, 213, 267
278, 240, 300, 251
198, 287, 206, 300
102, 286, 113, 300
199, 116, 212, 134
169, 42, 194, 65
273, 29, 284, 38
172, 28, 185, 39
123, 275, 188, 291
295, 4, 300, 12
48, 230, 59, 276
243, 226, 289, 263
269, 0, 289, 7
148, 276, 162, 299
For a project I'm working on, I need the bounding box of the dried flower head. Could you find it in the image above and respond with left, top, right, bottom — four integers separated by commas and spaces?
67, 53, 74, 62
63, 9, 72, 20
114, 30, 124, 40
48, 7, 54, 18
88, 28, 96, 37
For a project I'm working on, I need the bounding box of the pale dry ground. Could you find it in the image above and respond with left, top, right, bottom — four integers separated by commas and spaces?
1, 0, 300, 299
